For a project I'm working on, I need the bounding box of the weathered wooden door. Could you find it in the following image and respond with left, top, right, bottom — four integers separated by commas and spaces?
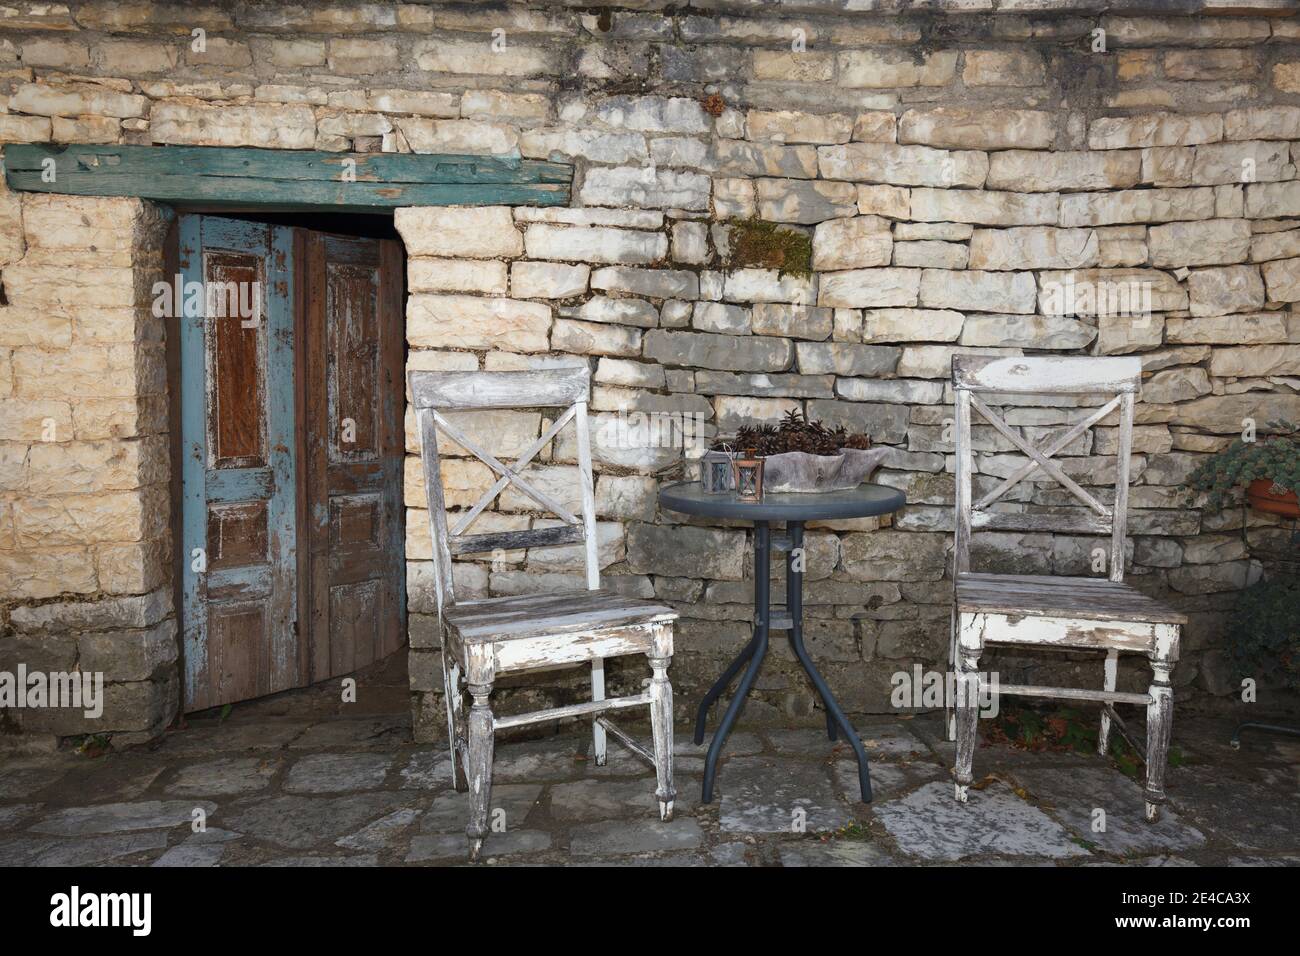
179, 216, 302, 712
301, 232, 406, 680
179, 216, 405, 712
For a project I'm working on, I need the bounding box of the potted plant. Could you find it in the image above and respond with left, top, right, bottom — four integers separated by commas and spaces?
1183, 420, 1300, 518
710, 409, 888, 493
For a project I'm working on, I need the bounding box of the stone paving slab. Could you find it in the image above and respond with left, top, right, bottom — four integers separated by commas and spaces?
30, 800, 218, 836
833, 758, 946, 804
58, 758, 166, 802
399, 750, 454, 790
710, 841, 758, 866
717, 754, 855, 834
409, 828, 552, 863
284, 753, 394, 793
144, 826, 237, 868
586, 850, 708, 866
336, 808, 421, 851
420, 783, 543, 834
569, 818, 705, 856
0, 804, 40, 831
223, 793, 413, 849
778, 838, 896, 866
288, 716, 410, 750
489, 738, 591, 783
153, 841, 228, 867
1164, 769, 1300, 851
0, 765, 70, 800
874, 781, 1091, 862
165, 756, 280, 796
259, 853, 382, 867
0, 831, 169, 866
1009, 766, 1206, 856
549, 775, 698, 822
153, 719, 313, 756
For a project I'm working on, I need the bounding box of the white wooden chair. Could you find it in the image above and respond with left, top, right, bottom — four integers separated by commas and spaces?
948, 355, 1186, 822
409, 365, 678, 861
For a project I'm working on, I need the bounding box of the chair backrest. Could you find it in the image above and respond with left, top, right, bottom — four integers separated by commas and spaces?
951, 355, 1142, 583
408, 366, 599, 616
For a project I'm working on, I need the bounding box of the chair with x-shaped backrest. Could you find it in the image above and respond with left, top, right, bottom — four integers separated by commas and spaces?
409, 364, 677, 861
948, 355, 1186, 822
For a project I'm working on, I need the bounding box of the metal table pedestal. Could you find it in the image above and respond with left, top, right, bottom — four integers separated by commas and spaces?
658, 481, 906, 805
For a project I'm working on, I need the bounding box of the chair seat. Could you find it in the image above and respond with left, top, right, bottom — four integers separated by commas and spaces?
956, 573, 1187, 625
444, 588, 678, 644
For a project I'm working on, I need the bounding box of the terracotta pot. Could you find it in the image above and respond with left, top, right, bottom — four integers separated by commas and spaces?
1247, 477, 1300, 517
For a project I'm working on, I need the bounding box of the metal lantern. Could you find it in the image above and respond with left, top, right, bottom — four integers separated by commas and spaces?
731, 448, 765, 502
700, 448, 736, 494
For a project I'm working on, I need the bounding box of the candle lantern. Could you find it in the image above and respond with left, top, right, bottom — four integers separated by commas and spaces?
731, 448, 765, 502
700, 448, 735, 494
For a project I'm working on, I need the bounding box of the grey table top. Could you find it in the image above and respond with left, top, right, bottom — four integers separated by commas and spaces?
659, 481, 906, 522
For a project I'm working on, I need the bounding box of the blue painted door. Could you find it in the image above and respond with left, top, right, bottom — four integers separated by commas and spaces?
179, 215, 302, 712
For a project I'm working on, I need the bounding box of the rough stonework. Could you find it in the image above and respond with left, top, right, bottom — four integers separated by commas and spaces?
1, 1, 1299, 746
0, 190, 176, 742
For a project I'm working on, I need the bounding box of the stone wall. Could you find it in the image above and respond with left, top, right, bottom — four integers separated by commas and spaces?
3, 1, 1300, 743
0, 184, 177, 744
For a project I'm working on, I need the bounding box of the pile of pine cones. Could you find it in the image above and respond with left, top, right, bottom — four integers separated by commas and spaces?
714, 409, 870, 456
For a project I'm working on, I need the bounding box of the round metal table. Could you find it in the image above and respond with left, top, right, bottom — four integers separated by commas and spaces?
658, 481, 907, 804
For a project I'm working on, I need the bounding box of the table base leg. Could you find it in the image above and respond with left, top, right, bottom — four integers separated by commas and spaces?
694, 632, 759, 745
789, 625, 872, 803
787, 521, 870, 803
702, 627, 769, 804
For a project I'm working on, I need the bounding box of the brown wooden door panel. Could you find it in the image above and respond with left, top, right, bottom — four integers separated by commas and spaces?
304, 232, 406, 682
207, 601, 270, 704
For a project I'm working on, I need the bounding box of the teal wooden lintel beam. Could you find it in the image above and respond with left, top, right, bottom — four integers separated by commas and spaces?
2, 143, 573, 209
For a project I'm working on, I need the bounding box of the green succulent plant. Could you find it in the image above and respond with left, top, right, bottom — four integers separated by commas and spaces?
1182, 419, 1300, 512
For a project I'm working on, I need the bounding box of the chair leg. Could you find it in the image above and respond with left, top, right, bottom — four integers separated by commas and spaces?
591, 658, 607, 766
945, 606, 958, 742
465, 681, 495, 861
648, 653, 676, 822
440, 650, 468, 792
1145, 659, 1174, 823
953, 637, 981, 803
1098, 650, 1118, 757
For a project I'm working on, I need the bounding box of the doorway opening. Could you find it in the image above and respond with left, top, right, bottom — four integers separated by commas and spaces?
166, 210, 408, 715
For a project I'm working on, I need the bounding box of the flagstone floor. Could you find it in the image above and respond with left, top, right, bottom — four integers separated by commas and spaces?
3, 694, 1298, 866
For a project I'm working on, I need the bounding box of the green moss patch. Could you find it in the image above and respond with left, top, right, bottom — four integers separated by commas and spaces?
726, 218, 812, 278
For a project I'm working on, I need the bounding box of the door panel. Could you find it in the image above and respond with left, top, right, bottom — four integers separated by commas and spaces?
180, 215, 301, 712
303, 233, 406, 683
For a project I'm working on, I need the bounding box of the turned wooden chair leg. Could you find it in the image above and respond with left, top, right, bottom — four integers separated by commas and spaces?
953, 636, 981, 803
465, 681, 495, 861
440, 651, 468, 792
1098, 649, 1118, 757
648, 653, 676, 822
945, 605, 958, 742
1145, 659, 1174, 823
591, 658, 607, 766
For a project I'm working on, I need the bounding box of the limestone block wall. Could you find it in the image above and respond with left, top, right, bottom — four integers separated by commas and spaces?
0, 185, 177, 743
2, 2, 1300, 743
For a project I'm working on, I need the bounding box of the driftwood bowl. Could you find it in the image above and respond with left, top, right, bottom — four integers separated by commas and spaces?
762, 446, 890, 493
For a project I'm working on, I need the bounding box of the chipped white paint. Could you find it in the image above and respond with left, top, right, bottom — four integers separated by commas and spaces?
409, 365, 679, 859
949, 356, 1182, 823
